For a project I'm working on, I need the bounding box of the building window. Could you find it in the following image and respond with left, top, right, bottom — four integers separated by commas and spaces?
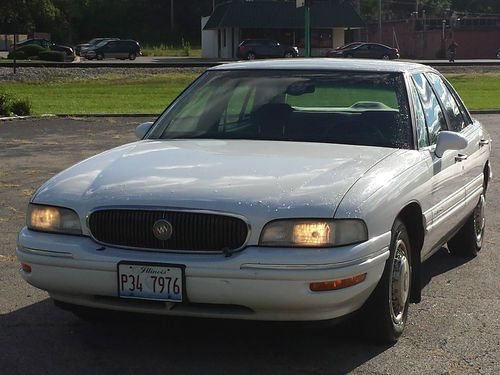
311, 29, 332, 48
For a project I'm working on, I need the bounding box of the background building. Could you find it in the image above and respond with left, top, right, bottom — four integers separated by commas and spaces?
202, 0, 364, 58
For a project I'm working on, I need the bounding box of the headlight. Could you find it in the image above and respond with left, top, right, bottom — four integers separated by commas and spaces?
259, 219, 368, 247
27, 203, 82, 235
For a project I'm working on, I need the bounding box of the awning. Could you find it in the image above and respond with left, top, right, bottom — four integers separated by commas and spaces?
204, 1, 364, 30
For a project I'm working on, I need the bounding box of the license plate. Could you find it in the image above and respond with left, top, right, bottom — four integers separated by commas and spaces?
117, 262, 184, 302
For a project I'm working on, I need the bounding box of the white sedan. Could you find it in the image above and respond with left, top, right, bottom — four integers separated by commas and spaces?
17, 59, 491, 343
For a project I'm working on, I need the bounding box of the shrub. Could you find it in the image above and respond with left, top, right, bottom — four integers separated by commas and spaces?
0, 92, 13, 116
38, 51, 65, 62
18, 44, 49, 58
181, 38, 191, 57
11, 98, 32, 116
7, 50, 26, 60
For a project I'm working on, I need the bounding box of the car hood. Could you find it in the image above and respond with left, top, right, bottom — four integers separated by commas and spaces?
33, 139, 396, 231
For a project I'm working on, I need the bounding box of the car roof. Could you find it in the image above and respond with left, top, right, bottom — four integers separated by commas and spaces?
210, 58, 432, 73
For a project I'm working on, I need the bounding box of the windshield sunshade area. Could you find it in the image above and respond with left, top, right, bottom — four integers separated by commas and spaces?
151, 70, 412, 149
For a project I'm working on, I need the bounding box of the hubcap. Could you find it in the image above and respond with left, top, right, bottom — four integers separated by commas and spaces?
474, 194, 485, 242
389, 239, 410, 324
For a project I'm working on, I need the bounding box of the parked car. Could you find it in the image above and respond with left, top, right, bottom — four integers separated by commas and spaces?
325, 42, 363, 57
328, 42, 400, 59
83, 39, 141, 60
17, 59, 491, 343
9, 38, 74, 56
74, 38, 119, 56
237, 39, 299, 60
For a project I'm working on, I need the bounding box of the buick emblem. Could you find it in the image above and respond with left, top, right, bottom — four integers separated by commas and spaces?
152, 219, 173, 240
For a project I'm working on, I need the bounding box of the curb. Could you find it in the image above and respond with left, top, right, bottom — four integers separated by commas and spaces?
2, 110, 500, 122
0, 109, 500, 121
0, 114, 56, 121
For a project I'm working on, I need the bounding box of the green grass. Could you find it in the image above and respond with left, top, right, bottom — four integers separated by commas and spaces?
446, 73, 500, 110
141, 44, 202, 57
1, 72, 200, 114
1, 72, 499, 115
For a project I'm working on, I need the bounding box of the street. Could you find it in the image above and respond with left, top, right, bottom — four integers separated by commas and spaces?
0, 115, 499, 374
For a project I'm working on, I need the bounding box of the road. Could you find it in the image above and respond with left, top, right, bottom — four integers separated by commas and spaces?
0, 115, 499, 374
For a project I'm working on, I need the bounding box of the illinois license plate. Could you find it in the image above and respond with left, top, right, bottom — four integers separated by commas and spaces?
117, 262, 184, 302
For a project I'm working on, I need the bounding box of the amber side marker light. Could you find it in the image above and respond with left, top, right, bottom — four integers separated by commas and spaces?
20, 263, 32, 273
310, 273, 367, 292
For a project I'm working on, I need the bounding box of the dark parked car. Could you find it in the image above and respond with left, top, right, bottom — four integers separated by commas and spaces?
75, 38, 119, 56
328, 43, 399, 60
9, 38, 74, 56
237, 39, 299, 60
83, 39, 141, 60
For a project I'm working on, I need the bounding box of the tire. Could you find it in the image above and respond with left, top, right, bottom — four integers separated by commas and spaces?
447, 192, 485, 257
382, 54, 390, 60
128, 52, 137, 60
496, 51, 500, 59
284, 51, 294, 58
345, 53, 353, 58
361, 218, 412, 343
246, 52, 256, 60
96, 53, 104, 60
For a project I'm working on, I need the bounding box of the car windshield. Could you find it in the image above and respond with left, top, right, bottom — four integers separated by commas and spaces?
150, 70, 412, 149
88, 38, 103, 45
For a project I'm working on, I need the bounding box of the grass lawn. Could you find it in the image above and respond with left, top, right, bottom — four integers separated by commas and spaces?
1, 72, 499, 115
1, 72, 200, 114
445, 73, 500, 111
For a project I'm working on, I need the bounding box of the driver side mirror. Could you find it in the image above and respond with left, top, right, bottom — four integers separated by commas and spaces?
434, 131, 468, 158
135, 121, 154, 139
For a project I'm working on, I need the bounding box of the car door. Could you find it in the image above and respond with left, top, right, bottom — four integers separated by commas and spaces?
104, 41, 117, 58
411, 73, 466, 257
426, 72, 487, 214
353, 44, 370, 58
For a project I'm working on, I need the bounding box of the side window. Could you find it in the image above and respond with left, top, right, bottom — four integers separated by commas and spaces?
412, 73, 446, 145
409, 79, 429, 148
426, 73, 466, 132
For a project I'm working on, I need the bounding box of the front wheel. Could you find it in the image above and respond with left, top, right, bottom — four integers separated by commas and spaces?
345, 53, 353, 58
128, 52, 137, 60
96, 53, 104, 60
382, 54, 390, 60
246, 52, 256, 60
284, 51, 294, 58
496, 51, 500, 59
361, 219, 412, 343
447, 193, 485, 257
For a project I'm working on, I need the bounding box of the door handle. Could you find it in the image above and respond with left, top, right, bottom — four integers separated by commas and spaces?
479, 139, 490, 147
455, 153, 468, 162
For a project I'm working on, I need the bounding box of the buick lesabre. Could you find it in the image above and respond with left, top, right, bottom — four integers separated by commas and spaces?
17, 59, 491, 342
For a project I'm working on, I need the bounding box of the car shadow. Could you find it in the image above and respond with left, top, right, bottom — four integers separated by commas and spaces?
1, 298, 389, 375
420, 246, 473, 289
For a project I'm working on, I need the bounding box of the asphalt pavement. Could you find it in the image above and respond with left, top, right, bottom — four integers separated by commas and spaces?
0, 115, 498, 374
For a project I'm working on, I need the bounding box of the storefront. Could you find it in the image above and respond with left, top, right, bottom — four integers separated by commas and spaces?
202, 0, 363, 58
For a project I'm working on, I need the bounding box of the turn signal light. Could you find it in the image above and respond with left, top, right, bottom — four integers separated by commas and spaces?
20, 263, 32, 273
310, 273, 367, 292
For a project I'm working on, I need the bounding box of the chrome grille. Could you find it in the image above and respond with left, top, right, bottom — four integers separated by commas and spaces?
88, 209, 248, 252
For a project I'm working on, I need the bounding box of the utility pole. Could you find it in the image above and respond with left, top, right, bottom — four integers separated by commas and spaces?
378, 0, 382, 43
170, 0, 174, 31
305, 1, 311, 57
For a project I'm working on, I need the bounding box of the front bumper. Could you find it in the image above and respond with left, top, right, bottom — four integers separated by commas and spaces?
17, 227, 390, 321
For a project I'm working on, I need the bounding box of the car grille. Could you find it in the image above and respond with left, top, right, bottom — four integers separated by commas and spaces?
88, 209, 249, 252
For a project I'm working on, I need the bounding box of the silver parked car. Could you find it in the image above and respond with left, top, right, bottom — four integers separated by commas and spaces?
17, 60, 490, 343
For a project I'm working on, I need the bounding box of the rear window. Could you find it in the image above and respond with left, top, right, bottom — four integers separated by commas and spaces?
150, 70, 412, 149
